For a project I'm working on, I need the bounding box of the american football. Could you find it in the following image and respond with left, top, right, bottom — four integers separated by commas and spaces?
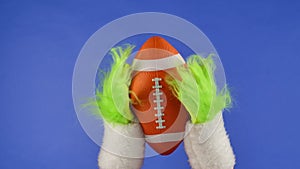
130, 36, 189, 155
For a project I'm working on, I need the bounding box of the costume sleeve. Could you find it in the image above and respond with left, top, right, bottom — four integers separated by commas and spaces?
98, 122, 145, 169
184, 113, 235, 169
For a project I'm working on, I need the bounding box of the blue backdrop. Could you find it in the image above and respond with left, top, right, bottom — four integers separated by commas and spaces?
1, 0, 300, 169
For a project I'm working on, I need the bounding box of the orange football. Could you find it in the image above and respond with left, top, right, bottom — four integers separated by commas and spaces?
130, 36, 188, 155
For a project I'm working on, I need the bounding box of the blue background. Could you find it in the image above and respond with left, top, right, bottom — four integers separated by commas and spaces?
1, 0, 299, 169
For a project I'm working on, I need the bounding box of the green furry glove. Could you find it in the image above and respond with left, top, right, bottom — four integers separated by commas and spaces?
91, 45, 135, 124
167, 54, 232, 124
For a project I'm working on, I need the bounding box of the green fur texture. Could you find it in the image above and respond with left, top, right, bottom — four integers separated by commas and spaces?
167, 54, 232, 124
90, 45, 135, 125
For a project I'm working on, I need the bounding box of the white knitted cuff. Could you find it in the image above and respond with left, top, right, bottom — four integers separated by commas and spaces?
184, 113, 235, 169
98, 122, 145, 169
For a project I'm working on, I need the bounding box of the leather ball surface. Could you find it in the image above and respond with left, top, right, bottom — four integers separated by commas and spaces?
130, 36, 188, 155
